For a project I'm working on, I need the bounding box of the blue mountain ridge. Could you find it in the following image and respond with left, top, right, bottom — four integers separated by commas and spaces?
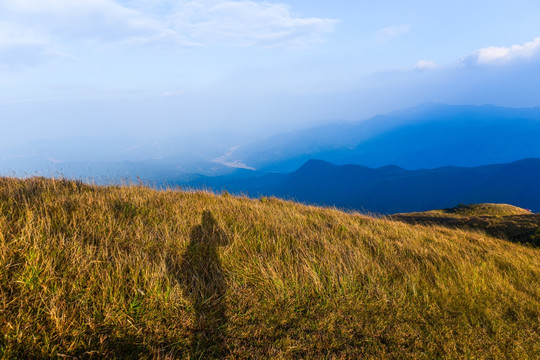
182, 158, 540, 214
233, 103, 540, 172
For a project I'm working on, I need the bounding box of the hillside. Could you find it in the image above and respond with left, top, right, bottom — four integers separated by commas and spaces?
393, 204, 540, 246
185, 158, 540, 214
231, 103, 540, 172
1, 178, 539, 359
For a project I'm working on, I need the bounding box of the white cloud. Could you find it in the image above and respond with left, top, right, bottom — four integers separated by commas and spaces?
411, 36, 540, 71
0, 0, 181, 46
374, 24, 411, 43
414, 60, 437, 70
0, 22, 66, 67
464, 37, 540, 65
169, 1, 338, 47
0, 0, 337, 49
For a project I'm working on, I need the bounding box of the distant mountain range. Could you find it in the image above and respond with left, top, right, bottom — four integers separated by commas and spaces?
184, 158, 540, 214
5, 103, 540, 214
229, 103, 540, 172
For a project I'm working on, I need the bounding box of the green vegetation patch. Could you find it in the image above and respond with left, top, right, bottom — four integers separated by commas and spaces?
394, 203, 539, 246
443, 203, 532, 217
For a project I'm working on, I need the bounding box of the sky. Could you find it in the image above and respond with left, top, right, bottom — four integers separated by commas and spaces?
1, 0, 540, 151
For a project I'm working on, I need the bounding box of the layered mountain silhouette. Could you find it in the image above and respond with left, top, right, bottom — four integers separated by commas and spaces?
185, 158, 540, 214
5, 103, 540, 183
232, 103, 540, 172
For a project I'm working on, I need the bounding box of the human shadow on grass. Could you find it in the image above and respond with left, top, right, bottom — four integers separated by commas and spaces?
180, 210, 230, 359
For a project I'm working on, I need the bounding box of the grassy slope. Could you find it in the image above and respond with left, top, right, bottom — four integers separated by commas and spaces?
394, 204, 540, 246
0, 178, 539, 359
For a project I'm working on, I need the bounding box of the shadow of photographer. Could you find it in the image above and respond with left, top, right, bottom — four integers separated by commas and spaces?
180, 210, 230, 359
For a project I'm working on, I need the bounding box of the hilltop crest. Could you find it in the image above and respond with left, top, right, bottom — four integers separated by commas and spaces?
439, 203, 533, 217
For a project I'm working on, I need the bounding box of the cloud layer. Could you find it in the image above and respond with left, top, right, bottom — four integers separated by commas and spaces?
0, 22, 71, 68
0, 0, 338, 54
169, 1, 337, 47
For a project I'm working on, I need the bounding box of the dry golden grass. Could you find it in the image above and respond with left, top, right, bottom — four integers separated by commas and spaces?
0, 177, 539, 359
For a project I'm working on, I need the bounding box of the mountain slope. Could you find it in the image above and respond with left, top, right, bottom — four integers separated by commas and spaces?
186, 158, 540, 214
0, 177, 538, 358
233, 103, 540, 172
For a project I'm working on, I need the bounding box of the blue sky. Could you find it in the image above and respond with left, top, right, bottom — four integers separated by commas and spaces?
1, 0, 540, 148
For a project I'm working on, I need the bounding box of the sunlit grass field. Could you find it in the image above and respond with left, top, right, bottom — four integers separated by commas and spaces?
0, 177, 538, 359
